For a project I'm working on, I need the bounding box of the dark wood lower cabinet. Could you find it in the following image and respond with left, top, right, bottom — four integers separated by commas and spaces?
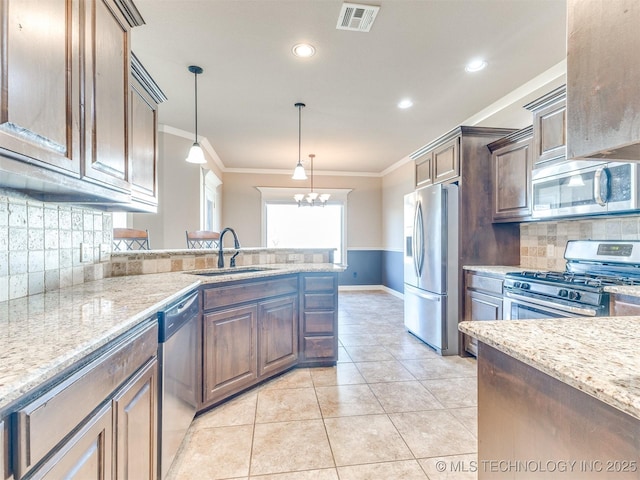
299, 274, 338, 365
31, 403, 113, 480
478, 344, 639, 479
200, 273, 338, 409
464, 271, 504, 356
114, 358, 158, 480
610, 294, 640, 316
258, 295, 298, 377
203, 305, 259, 405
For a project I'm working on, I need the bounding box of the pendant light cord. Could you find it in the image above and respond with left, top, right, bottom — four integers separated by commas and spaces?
194, 70, 198, 141
298, 104, 302, 166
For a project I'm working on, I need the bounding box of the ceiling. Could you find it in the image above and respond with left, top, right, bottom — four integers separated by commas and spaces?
131, 0, 567, 175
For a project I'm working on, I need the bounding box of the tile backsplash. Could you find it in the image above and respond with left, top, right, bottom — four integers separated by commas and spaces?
520, 215, 640, 270
0, 189, 112, 302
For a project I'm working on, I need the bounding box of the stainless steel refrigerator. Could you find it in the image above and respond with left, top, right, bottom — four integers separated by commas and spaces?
403, 183, 459, 355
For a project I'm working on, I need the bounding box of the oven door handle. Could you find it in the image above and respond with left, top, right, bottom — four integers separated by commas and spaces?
503, 291, 599, 317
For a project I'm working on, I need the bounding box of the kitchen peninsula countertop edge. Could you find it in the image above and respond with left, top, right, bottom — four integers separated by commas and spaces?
459, 317, 640, 421
0, 263, 343, 413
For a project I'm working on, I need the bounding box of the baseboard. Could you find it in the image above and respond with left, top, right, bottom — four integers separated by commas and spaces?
339, 284, 403, 299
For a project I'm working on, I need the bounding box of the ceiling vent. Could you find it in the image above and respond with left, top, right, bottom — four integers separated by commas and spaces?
336, 3, 380, 32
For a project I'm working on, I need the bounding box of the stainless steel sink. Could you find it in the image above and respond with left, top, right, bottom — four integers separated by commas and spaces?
191, 267, 269, 277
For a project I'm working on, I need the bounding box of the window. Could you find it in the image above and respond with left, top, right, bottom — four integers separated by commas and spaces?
257, 187, 351, 265
266, 203, 343, 264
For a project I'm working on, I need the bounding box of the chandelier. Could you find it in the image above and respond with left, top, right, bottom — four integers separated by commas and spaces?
294, 154, 330, 206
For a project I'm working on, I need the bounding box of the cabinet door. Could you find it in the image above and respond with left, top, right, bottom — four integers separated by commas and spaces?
415, 153, 433, 187
258, 295, 298, 377
533, 98, 566, 167
492, 135, 533, 222
31, 403, 113, 480
432, 138, 459, 184
203, 305, 258, 404
113, 357, 157, 480
464, 289, 503, 356
83, 0, 130, 192
129, 78, 158, 207
0, 0, 81, 174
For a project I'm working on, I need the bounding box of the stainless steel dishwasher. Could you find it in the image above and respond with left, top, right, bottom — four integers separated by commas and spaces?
158, 290, 200, 479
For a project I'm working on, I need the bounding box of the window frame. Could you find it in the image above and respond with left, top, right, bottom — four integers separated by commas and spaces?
256, 187, 351, 265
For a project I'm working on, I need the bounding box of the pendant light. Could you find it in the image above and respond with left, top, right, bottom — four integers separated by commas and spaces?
185, 65, 207, 164
291, 102, 308, 180
294, 154, 331, 207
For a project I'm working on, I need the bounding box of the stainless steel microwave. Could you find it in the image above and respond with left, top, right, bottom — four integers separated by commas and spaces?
531, 161, 639, 219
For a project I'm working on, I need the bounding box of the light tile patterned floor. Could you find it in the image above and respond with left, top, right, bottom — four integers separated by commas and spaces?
167, 290, 478, 479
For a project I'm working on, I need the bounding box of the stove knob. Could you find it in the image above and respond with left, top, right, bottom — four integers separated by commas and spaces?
521, 283, 530, 290
558, 289, 568, 298
513, 281, 521, 288
568, 291, 581, 301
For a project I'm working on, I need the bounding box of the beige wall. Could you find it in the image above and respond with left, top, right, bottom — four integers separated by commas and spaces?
221, 172, 382, 248
381, 161, 415, 252
131, 131, 223, 249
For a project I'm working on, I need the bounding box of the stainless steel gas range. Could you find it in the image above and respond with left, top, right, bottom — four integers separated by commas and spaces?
504, 240, 640, 320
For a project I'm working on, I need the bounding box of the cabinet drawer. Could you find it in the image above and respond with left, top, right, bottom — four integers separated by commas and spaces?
14, 321, 157, 479
204, 276, 297, 310
303, 293, 336, 310
303, 311, 335, 334
465, 272, 503, 295
303, 275, 336, 292
303, 336, 336, 360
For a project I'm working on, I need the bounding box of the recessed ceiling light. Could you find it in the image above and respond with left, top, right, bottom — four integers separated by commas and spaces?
292, 43, 316, 58
398, 99, 413, 109
465, 59, 488, 73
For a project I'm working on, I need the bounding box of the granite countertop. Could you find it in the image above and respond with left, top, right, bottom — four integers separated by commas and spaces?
462, 265, 527, 276
459, 317, 640, 421
0, 264, 342, 413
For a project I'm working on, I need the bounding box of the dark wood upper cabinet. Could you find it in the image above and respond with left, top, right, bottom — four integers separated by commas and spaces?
0, 0, 162, 212
82, 0, 131, 192
567, 0, 640, 161
0, 0, 81, 175
488, 127, 534, 222
524, 85, 566, 167
413, 135, 460, 188
129, 54, 165, 209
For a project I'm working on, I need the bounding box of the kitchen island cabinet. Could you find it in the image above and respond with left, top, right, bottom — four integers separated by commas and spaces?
0, 262, 341, 479
203, 304, 259, 403
201, 276, 299, 407
299, 273, 338, 365
460, 318, 640, 479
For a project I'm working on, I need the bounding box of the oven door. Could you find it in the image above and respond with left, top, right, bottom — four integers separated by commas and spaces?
503, 291, 599, 320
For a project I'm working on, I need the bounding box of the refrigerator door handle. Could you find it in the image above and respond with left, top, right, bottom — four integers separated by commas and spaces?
405, 284, 441, 302
413, 201, 424, 277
